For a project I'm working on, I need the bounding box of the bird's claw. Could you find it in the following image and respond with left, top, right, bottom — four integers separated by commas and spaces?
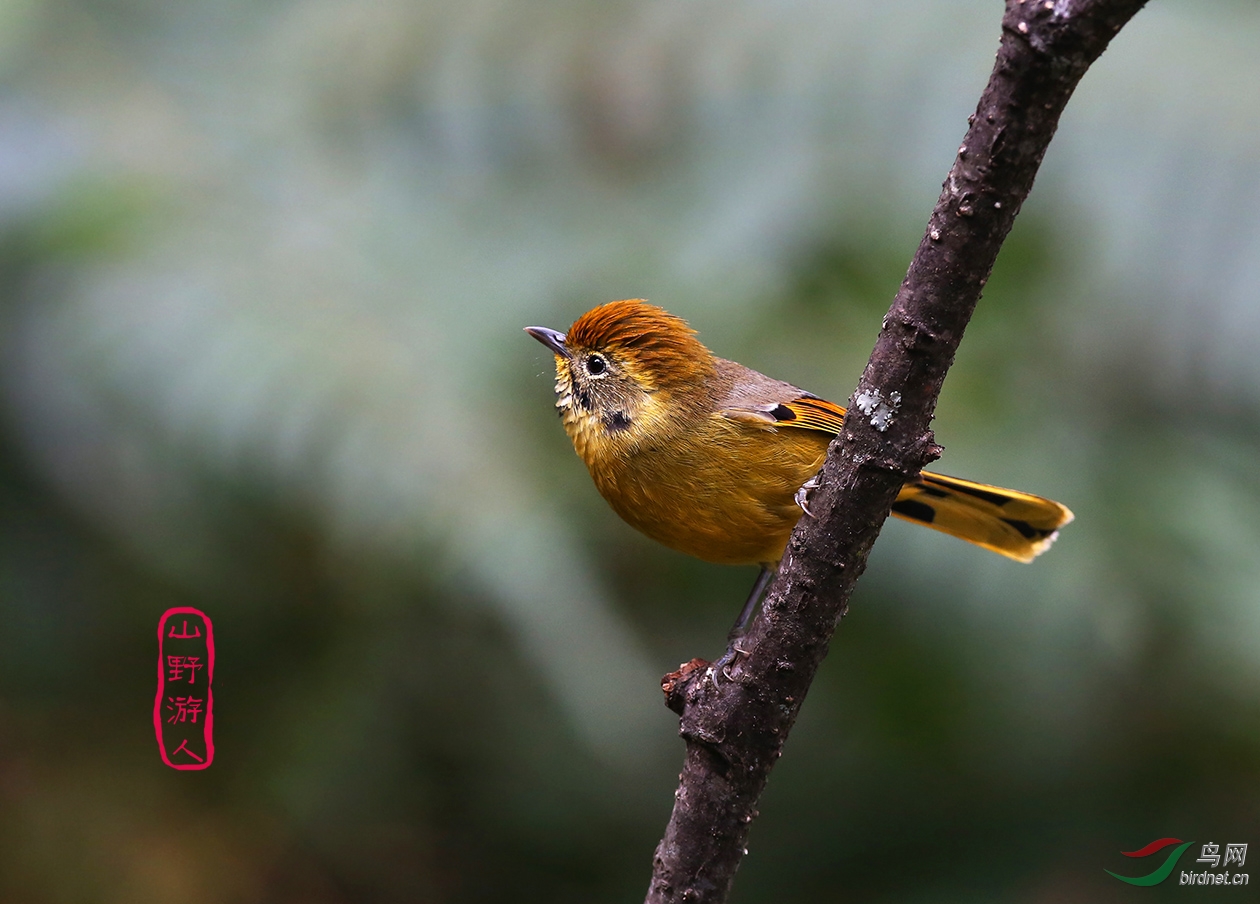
794, 475, 821, 518
709, 642, 750, 685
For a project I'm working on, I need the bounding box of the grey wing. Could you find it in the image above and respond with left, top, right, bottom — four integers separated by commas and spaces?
714, 358, 812, 426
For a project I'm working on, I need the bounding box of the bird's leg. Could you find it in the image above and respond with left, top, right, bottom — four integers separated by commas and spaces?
794, 474, 821, 518
730, 565, 774, 639
709, 473, 818, 682
711, 565, 774, 680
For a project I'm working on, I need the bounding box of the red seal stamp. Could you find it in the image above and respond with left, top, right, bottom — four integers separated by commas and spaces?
155, 607, 214, 769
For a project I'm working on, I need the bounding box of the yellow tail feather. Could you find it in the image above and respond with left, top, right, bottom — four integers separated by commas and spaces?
891, 471, 1074, 563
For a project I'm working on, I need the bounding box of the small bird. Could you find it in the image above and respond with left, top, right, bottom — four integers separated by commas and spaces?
527, 299, 1073, 631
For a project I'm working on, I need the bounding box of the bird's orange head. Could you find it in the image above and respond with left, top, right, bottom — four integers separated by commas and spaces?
525, 299, 717, 462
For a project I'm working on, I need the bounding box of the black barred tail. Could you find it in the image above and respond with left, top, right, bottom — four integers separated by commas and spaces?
891, 471, 1074, 563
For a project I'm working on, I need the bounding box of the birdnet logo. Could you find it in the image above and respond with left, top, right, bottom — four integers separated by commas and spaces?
1106, 838, 1249, 887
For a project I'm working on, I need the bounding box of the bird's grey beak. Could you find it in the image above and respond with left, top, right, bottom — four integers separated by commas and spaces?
524, 326, 570, 359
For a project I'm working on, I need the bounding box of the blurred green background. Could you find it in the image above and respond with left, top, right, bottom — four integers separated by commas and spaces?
1, 0, 1258, 901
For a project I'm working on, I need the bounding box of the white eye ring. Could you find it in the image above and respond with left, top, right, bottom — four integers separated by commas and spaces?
586, 354, 608, 376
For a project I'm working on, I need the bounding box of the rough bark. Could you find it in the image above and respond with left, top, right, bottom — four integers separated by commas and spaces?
645, 2, 1149, 902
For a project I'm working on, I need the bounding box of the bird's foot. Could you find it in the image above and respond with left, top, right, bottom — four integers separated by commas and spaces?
709, 641, 750, 684
794, 475, 821, 517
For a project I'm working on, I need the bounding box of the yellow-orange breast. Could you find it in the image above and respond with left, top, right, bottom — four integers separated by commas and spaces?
584, 412, 830, 565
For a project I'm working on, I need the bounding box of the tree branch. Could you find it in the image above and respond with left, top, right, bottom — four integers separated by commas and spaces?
645, 2, 1148, 901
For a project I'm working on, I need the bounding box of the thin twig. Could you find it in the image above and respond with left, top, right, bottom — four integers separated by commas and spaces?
646, 2, 1149, 901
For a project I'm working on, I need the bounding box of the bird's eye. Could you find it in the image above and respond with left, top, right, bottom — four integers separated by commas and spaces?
586, 354, 607, 376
